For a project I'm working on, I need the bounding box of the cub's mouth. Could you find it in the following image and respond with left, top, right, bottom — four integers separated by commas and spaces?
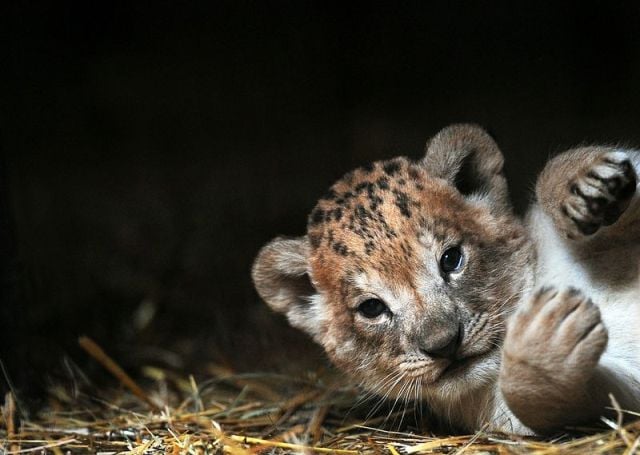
399, 346, 498, 386
439, 355, 480, 378
436, 348, 497, 382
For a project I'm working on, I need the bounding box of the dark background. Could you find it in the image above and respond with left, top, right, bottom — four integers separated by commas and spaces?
3, 1, 640, 399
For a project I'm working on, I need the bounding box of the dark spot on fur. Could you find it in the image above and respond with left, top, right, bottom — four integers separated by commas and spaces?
364, 240, 376, 255
309, 232, 321, 248
355, 181, 369, 193
309, 207, 325, 225
321, 188, 337, 201
333, 241, 349, 256
408, 167, 420, 180
360, 162, 375, 173
399, 241, 414, 259
365, 182, 377, 201
355, 204, 372, 224
393, 190, 412, 218
370, 210, 396, 238
398, 178, 406, 186
333, 207, 343, 221
377, 177, 390, 190
383, 160, 401, 176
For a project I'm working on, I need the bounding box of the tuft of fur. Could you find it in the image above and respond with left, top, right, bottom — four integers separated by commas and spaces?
252, 124, 640, 434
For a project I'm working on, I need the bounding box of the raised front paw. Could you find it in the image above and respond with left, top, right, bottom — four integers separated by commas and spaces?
501, 288, 608, 401
561, 151, 636, 238
500, 287, 610, 432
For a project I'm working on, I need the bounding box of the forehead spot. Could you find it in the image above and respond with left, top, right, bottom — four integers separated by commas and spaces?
355, 203, 372, 222
377, 176, 390, 190
364, 239, 376, 255
321, 188, 337, 201
307, 156, 432, 255
354, 181, 370, 193
383, 160, 401, 176
360, 162, 375, 173
332, 241, 350, 256
393, 189, 412, 218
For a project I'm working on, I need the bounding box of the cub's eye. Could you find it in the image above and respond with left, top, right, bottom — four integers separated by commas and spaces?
440, 246, 464, 274
357, 298, 388, 319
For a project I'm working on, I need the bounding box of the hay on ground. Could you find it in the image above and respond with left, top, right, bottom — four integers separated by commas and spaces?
2, 337, 640, 454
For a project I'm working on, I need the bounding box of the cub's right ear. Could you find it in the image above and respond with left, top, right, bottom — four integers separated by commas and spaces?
252, 236, 321, 336
423, 124, 510, 213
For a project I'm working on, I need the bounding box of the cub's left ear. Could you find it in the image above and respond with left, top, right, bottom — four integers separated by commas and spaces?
423, 124, 510, 212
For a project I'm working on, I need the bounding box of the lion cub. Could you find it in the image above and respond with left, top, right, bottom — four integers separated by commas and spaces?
252, 124, 640, 434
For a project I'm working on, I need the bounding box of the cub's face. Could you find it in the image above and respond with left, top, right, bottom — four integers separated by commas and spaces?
253, 125, 533, 402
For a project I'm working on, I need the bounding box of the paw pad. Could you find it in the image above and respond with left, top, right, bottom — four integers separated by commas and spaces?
563, 152, 636, 236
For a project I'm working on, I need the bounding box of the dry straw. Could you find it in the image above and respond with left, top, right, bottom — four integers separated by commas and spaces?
1, 337, 639, 454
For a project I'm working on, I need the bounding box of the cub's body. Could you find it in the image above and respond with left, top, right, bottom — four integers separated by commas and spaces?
253, 125, 640, 434
521, 179, 640, 430
530, 202, 640, 364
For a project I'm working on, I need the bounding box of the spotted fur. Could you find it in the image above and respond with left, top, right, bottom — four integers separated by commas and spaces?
252, 124, 640, 434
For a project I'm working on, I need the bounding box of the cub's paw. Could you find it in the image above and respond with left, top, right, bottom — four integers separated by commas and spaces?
561, 151, 636, 238
501, 288, 608, 395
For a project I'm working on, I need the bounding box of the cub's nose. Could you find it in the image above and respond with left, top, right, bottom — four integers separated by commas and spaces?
419, 324, 461, 360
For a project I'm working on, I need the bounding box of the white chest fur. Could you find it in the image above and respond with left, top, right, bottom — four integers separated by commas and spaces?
527, 193, 640, 400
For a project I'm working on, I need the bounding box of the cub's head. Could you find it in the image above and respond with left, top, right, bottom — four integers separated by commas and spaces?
252, 125, 533, 403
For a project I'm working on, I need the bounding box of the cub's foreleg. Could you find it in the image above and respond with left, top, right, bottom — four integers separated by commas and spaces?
500, 146, 640, 434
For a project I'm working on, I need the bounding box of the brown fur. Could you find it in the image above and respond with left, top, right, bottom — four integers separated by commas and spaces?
500, 288, 610, 431
253, 125, 534, 431
499, 146, 640, 433
252, 125, 640, 434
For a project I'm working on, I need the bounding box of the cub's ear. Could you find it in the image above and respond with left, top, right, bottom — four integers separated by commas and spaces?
423, 124, 510, 212
252, 236, 323, 337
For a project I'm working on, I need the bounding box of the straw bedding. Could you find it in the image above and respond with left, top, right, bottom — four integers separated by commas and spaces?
2, 337, 639, 454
